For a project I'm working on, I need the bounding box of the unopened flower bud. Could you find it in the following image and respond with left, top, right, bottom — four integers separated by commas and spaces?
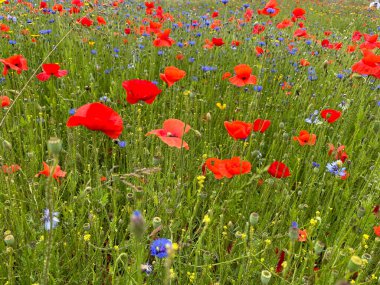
2, 140, 12, 150
261, 270, 272, 285
47, 137, 62, 156
4, 234, 14, 246
152, 216, 161, 229
83, 223, 91, 231
249, 212, 259, 225
347, 255, 363, 272
314, 240, 325, 254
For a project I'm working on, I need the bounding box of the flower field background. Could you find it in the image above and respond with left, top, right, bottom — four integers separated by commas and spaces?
0, 0, 379, 284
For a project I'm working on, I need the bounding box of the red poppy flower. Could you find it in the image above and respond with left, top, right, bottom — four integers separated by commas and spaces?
276, 19, 293, 29
257, 0, 280, 17
351, 49, 380, 78
300, 59, 310, 66
52, 4, 63, 11
97, 16, 106, 25
298, 229, 307, 242
324, 30, 332, 36
153, 29, 175, 47
293, 130, 316, 146
144, 1, 154, 8
268, 161, 290, 178
255, 46, 264, 56
2, 164, 21, 174
252, 24, 265, 34
212, 37, 224, 46
352, 31, 362, 42
291, 8, 306, 21
66, 103, 123, 139
346, 45, 356, 53
212, 11, 219, 18
374, 226, 380, 237
320, 109, 341, 123
0, 23, 10, 32
159, 66, 186, 87
205, 157, 251, 179
222, 72, 231, 80
146, 119, 191, 150
1, 96, 10, 108
122, 79, 162, 104
77, 17, 93, 27
224, 121, 253, 140
293, 28, 308, 38
229, 64, 257, 87
360, 34, 380, 50
253, 119, 271, 133
327, 144, 348, 163
0, 54, 28, 76
36, 64, 67, 81
231, 40, 240, 47
35, 162, 66, 182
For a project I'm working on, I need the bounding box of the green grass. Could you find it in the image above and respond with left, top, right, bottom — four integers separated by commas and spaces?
0, 0, 379, 284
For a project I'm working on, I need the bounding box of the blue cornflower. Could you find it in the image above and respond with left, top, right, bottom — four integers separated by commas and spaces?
254, 85, 263, 92
0, 77, 5, 84
221, 0, 228, 4
305, 110, 322, 124
99, 96, 109, 102
157, 50, 164, 56
189, 57, 195, 63
118, 141, 126, 148
91, 49, 97, 55
291, 221, 298, 229
201, 66, 217, 72
312, 162, 320, 168
9, 40, 16, 45
177, 42, 184, 48
43, 209, 60, 231
150, 238, 172, 258
266, 8, 275, 14
305, 40, 312, 45
326, 161, 346, 177
337, 74, 344, 79
69, 108, 76, 115
141, 263, 153, 275
114, 48, 120, 53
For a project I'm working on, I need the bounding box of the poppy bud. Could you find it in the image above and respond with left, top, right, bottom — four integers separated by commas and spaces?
314, 240, 325, 254
347, 255, 363, 272
323, 60, 329, 70
194, 130, 202, 138
4, 234, 14, 246
47, 137, 62, 156
153, 216, 161, 229
227, 221, 234, 229
2, 140, 12, 150
83, 223, 91, 231
260, 270, 272, 285
361, 253, 371, 262
249, 212, 259, 225
282, 132, 289, 139
279, 122, 285, 129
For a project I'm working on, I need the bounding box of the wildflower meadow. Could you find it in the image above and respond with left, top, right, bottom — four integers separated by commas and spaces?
0, 0, 380, 284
